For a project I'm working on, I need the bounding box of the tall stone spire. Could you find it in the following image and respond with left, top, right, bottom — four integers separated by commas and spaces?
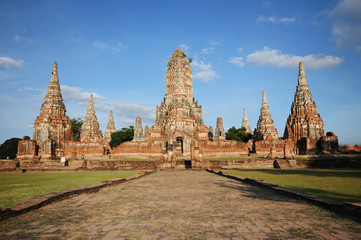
165, 48, 193, 105
154, 48, 204, 134
80, 94, 103, 142
214, 117, 225, 140
33, 62, 73, 148
298, 61, 307, 86
254, 90, 279, 140
133, 117, 144, 141
284, 61, 324, 141
104, 110, 116, 144
241, 108, 252, 134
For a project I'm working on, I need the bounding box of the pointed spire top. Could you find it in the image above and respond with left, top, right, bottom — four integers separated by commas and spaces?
53, 62, 58, 72
171, 48, 185, 58
262, 90, 267, 104
108, 110, 114, 125
299, 61, 304, 71
104, 110, 116, 143
50, 61, 59, 84
298, 61, 308, 86
87, 94, 94, 112
260, 90, 270, 115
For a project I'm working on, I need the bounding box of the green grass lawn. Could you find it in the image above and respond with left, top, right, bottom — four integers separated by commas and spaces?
0, 171, 139, 208
227, 169, 361, 203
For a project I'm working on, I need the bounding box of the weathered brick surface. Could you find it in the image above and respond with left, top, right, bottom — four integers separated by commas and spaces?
104, 110, 115, 144
80, 94, 103, 143
1, 171, 360, 239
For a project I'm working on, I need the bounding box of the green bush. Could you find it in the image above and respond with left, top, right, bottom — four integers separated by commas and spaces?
109, 126, 134, 148
0, 138, 21, 159
225, 127, 252, 143
71, 118, 83, 141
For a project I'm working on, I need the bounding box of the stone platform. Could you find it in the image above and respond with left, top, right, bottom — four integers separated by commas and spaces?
1, 171, 360, 239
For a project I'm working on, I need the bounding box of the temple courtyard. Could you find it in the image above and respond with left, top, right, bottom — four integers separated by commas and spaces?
1, 171, 360, 239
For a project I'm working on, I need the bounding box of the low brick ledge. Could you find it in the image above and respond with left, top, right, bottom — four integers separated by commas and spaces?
0, 170, 155, 222
206, 169, 361, 222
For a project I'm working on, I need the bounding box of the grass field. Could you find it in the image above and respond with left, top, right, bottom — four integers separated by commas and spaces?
0, 171, 139, 208
227, 169, 361, 203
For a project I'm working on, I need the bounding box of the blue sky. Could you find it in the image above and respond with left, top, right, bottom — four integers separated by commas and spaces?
0, 0, 360, 145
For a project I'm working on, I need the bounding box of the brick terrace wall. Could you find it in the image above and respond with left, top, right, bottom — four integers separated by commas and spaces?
0, 160, 16, 171
111, 141, 165, 154
253, 140, 285, 157
208, 159, 274, 169
201, 140, 249, 157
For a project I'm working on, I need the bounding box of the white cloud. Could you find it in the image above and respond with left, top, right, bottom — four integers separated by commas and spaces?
257, 15, 296, 24
330, 0, 361, 53
229, 57, 245, 67
246, 47, 345, 70
13, 34, 20, 42
262, 1, 272, 7
93, 41, 108, 50
17, 87, 45, 92
93, 41, 124, 52
191, 60, 217, 82
117, 42, 124, 49
0, 57, 24, 70
61, 85, 155, 127
207, 39, 220, 46
201, 47, 215, 54
97, 101, 155, 123
61, 85, 105, 102
179, 43, 190, 51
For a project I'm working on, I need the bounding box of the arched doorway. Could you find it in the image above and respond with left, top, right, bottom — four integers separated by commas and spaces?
175, 137, 184, 153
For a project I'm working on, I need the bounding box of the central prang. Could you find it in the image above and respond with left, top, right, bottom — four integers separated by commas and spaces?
152, 48, 208, 157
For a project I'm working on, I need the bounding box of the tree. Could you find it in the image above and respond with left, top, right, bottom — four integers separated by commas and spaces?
225, 127, 252, 143
109, 126, 134, 148
71, 118, 83, 141
0, 138, 21, 159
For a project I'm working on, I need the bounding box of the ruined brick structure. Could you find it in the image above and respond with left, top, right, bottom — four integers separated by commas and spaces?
80, 95, 103, 143
18, 62, 73, 160
17, 62, 104, 160
254, 90, 279, 141
241, 108, 252, 134
284, 61, 337, 154
104, 111, 116, 144
252, 90, 284, 156
112, 49, 248, 167
133, 117, 144, 142
214, 117, 225, 140
17, 51, 338, 166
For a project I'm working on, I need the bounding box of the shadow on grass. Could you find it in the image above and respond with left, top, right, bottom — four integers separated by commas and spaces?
233, 169, 361, 178
291, 187, 361, 203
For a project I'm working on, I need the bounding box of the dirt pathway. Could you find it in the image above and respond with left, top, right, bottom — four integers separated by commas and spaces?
1, 171, 360, 239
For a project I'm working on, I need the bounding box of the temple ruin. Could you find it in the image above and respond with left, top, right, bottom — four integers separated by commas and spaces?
17, 49, 339, 168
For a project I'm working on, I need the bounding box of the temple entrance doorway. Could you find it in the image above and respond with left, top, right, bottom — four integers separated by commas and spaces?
184, 160, 192, 169
175, 137, 184, 154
